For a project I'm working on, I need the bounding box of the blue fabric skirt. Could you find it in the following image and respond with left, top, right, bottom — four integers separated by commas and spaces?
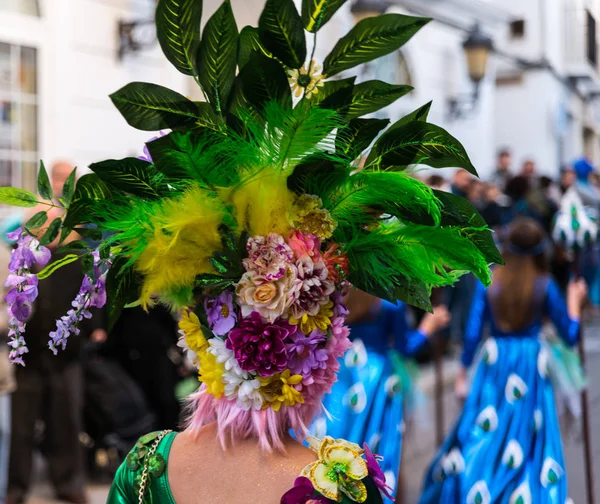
311, 339, 409, 502
420, 337, 568, 504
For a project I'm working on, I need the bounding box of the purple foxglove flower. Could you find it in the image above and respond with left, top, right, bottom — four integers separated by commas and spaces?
10, 297, 32, 322
205, 290, 237, 336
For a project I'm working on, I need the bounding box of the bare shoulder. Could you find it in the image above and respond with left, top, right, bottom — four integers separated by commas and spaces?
168, 426, 317, 504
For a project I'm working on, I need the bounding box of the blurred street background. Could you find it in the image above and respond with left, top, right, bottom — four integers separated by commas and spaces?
2, 0, 600, 503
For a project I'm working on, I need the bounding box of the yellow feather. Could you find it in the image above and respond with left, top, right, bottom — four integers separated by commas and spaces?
221, 172, 295, 236
136, 185, 225, 306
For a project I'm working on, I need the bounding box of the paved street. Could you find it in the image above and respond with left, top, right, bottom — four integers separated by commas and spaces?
25, 321, 600, 504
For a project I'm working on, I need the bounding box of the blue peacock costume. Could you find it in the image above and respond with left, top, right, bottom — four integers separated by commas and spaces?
420, 278, 579, 504
311, 299, 428, 502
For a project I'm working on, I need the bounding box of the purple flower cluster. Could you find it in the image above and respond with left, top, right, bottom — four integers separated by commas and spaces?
5, 229, 51, 365
48, 250, 108, 355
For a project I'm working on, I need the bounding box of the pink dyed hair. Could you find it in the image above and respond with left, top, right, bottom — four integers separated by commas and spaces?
184, 316, 351, 452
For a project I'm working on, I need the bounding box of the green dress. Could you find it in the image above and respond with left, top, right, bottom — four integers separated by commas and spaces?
108, 431, 386, 503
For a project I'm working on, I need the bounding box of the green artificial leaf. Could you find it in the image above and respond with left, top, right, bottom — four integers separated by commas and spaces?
56, 240, 89, 255
110, 82, 200, 131
336, 118, 389, 159
197, 0, 238, 113
62, 174, 112, 230
344, 81, 412, 119
106, 256, 142, 331
39, 218, 62, 246
323, 14, 430, 76
61, 167, 77, 206
193, 102, 224, 130
238, 26, 272, 69
25, 211, 48, 230
82, 253, 94, 276
302, 0, 349, 32
73, 226, 103, 242
258, 0, 306, 69
317, 77, 355, 115
0, 187, 38, 207
238, 52, 292, 111
366, 121, 477, 174
37, 254, 80, 280
155, 0, 203, 76
287, 157, 349, 195
388, 100, 432, 132
434, 190, 503, 265
90, 158, 159, 198
37, 160, 52, 200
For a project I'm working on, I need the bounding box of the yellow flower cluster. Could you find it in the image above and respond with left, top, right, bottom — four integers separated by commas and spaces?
291, 194, 337, 240
179, 311, 208, 353
289, 301, 334, 335
198, 348, 226, 399
259, 370, 304, 411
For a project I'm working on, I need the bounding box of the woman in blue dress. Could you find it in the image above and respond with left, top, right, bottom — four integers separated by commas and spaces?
420, 217, 587, 504
311, 289, 451, 501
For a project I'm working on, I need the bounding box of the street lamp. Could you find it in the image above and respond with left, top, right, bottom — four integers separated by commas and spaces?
447, 24, 494, 120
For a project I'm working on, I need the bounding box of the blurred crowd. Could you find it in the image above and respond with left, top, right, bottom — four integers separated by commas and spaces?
0, 150, 599, 503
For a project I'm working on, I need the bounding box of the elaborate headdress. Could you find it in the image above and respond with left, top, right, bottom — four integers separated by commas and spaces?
1, 0, 500, 450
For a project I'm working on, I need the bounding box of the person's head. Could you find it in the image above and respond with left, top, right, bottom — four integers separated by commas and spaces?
497, 149, 511, 172
560, 167, 576, 189
485, 183, 500, 203
466, 179, 484, 204
50, 161, 74, 198
520, 159, 536, 178
426, 174, 446, 190
491, 218, 549, 332
505, 175, 530, 202
573, 157, 594, 182
453, 169, 471, 191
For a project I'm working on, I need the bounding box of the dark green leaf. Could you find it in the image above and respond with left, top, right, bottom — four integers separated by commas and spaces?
238, 26, 272, 69
63, 175, 112, 229
317, 77, 355, 115
0, 187, 38, 207
197, 0, 238, 113
37, 254, 80, 280
155, 0, 203, 76
73, 227, 103, 242
258, 0, 306, 68
56, 240, 89, 254
110, 82, 200, 131
61, 167, 77, 206
344, 81, 412, 119
99, 246, 110, 261
37, 160, 52, 200
90, 158, 159, 199
39, 218, 62, 246
302, 0, 349, 32
25, 211, 48, 230
106, 257, 142, 331
366, 121, 477, 174
193, 102, 224, 130
388, 101, 432, 132
81, 253, 94, 276
323, 14, 430, 76
336, 118, 389, 159
239, 52, 292, 111
434, 190, 503, 265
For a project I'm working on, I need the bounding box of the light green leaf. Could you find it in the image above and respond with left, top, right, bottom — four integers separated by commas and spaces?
238, 26, 272, 69
197, 0, 238, 112
302, 0, 349, 32
90, 158, 159, 199
39, 218, 62, 246
37, 254, 79, 280
258, 0, 306, 69
25, 211, 48, 230
336, 118, 389, 159
155, 0, 203, 76
72, 174, 112, 203
0, 187, 38, 207
110, 82, 200, 131
344, 80, 412, 119
366, 120, 477, 174
37, 161, 52, 200
323, 14, 430, 76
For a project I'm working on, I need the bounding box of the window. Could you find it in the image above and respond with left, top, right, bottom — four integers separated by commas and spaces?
0, 0, 40, 16
587, 10, 597, 67
0, 42, 38, 191
509, 19, 525, 39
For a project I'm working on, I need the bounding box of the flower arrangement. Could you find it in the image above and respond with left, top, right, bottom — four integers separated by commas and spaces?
178, 222, 350, 414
